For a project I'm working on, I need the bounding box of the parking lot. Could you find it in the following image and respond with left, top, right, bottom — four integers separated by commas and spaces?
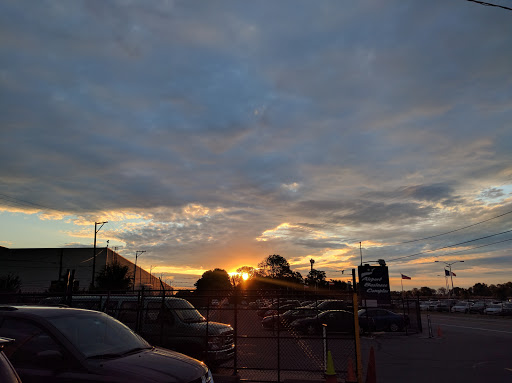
360, 311, 512, 383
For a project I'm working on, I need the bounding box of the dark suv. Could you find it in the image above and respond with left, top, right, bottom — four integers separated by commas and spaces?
0, 306, 213, 383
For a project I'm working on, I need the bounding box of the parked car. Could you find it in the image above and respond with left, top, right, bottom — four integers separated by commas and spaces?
0, 306, 214, 383
469, 301, 487, 314
261, 299, 351, 330
358, 308, 408, 332
435, 302, 451, 312
0, 337, 22, 383
484, 303, 503, 315
428, 301, 440, 311
256, 300, 301, 317
502, 303, 512, 316
451, 302, 473, 313
289, 310, 354, 335
261, 307, 320, 330
260, 303, 300, 318
41, 294, 234, 365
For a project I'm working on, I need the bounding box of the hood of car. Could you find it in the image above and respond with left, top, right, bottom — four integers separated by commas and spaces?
96, 347, 207, 383
193, 320, 233, 335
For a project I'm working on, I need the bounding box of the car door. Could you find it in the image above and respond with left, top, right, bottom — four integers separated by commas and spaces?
323, 312, 352, 333
370, 309, 391, 331
0, 316, 105, 383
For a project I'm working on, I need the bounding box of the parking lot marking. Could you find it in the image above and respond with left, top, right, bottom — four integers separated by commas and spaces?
438, 323, 512, 335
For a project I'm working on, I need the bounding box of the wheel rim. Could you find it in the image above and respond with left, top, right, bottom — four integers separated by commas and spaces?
390, 323, 399, 332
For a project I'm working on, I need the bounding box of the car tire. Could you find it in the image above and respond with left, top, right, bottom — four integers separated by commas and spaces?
389, 322, 400, 332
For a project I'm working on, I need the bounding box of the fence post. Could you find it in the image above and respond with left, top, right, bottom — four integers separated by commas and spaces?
206, 293, 210, 367
352, 269, 363, 383
233, 286, 238, 376
416, 296, 422, 333
277, 292, 281, 383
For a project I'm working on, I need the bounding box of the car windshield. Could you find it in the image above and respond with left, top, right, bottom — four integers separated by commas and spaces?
168, 300, 206, 323
48, 311, 151, 358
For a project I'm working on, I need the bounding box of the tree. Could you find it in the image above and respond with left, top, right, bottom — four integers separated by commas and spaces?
305, 269, 327, 288
419, 286, 435, 296
471, 283, 491, 296
230, 266, 257, 288
194, 269, 233, 292
253, 255, 303, 289
95, 262, 132, 292
257, 254, 291, 279
0, 274, 21, 292
329, 279, 349, 291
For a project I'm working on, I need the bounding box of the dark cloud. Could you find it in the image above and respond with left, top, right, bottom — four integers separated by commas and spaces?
1, 1, 512, 287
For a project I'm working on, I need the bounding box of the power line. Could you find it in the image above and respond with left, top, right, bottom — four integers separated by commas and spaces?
397, 207, 512, 244
466, 0, 512, 12
392, 237, 512, 264
387, 229, 512, 262
0, 192, 65, 214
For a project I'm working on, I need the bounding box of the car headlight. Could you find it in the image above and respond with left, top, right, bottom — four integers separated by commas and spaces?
208, 336, 223, 351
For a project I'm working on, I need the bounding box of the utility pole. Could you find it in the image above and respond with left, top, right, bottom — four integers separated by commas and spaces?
90, 221, 108, 290
360, 242, 363, 266
133, 250, 146, 291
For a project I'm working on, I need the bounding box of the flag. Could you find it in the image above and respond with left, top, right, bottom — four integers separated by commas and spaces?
445, 269, 456, 277
401, 274, 411, 280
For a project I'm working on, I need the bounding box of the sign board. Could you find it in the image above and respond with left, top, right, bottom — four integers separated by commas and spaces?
358, 264, 391, 305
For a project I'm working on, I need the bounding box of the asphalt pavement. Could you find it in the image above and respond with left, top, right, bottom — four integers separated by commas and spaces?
360, 312, 512, 383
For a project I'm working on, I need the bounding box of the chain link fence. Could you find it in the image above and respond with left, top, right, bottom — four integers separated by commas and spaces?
0, 289, 376, 382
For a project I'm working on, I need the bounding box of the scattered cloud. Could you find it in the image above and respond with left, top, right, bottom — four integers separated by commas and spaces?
1, 1, 512, 288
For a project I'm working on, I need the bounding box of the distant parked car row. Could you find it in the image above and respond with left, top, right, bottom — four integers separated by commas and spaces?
419, 300, 512, 315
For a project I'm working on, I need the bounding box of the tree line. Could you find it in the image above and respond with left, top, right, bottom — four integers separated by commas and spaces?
397, 282, 512, 301
1, 253, 510, 301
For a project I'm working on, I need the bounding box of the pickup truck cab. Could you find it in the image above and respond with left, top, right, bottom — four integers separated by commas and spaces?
42, 295, 234, 366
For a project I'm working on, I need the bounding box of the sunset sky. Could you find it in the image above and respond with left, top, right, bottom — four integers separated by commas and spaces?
1, 0, 512, 290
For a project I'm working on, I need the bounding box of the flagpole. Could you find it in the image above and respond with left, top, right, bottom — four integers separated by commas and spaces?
401, 275, 404, 298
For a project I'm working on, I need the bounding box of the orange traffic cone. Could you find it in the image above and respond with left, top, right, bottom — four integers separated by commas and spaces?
325, 351, 337, 383
345, 357, 357, 383
365, 346, 376, 383
437, 325, 443, 338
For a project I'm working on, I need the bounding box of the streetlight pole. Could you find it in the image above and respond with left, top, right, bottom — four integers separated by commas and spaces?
435, 260, 464, 297
91, 221, 108, 289
133, 250, 146, 291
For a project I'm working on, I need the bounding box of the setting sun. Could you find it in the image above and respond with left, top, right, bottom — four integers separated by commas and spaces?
242, 272, 249, 281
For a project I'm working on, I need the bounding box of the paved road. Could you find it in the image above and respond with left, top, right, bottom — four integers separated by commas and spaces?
361, 312, 512, 383
209, 307, 512, 382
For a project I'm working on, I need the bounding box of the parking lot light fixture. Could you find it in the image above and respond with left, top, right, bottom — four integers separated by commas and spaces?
434, 260, 465, 297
